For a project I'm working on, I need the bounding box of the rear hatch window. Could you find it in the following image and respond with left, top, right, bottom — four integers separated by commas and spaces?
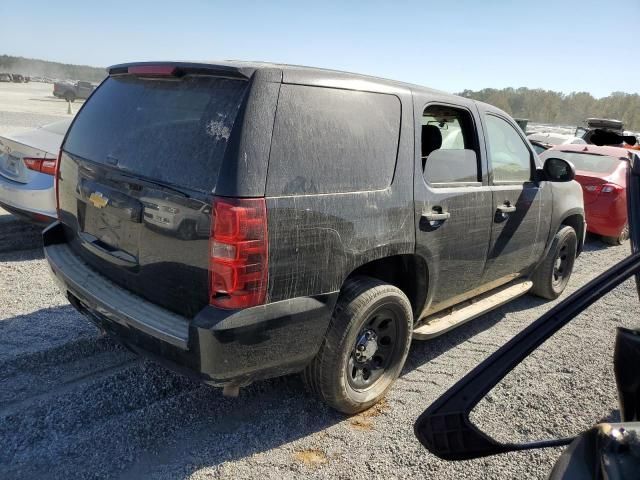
57, 73, 248, 317
64, 75, 247, 192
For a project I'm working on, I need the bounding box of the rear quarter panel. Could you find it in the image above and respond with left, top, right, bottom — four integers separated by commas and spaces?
265, 86, 415, 302
547, 180, 585, 254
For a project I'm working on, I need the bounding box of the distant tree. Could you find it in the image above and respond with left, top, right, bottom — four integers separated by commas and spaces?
458, 87, 640, 131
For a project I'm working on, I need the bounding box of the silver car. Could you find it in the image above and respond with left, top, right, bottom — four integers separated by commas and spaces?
0, 119, 70, 222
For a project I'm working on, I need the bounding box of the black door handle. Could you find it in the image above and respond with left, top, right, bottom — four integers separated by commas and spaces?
497, 204, 517, 214
422, 210, 451, 222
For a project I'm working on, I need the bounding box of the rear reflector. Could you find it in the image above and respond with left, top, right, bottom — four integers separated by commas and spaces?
23, 157, 57, 176
209, 197, 268, 309
127, 65, 177, 76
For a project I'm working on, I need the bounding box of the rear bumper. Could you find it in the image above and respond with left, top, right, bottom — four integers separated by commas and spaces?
43, 222, 337, 386
0, 172, 56, 219
585, 201, 627, 237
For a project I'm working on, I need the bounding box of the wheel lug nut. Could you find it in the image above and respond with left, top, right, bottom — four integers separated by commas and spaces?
358, 345, 365, 351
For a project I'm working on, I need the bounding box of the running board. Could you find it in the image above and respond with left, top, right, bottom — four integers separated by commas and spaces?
413, 280, 533, 340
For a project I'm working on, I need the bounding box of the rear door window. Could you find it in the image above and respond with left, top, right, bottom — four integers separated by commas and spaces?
266, 84, 401, 195
421, 104, 480, 185
64, 75, 248, 192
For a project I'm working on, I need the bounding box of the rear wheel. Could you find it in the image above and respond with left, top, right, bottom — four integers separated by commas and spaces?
530, 226, 577, 300
303, 276, 413, 414
603, 223, 629, 246
64, 91, 75, 102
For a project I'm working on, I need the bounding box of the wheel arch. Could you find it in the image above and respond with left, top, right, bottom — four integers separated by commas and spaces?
560, 212, 585, 255
344, 254, 429, 320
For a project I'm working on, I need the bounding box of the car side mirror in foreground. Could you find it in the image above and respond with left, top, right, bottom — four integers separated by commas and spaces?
541, 158, 576, 182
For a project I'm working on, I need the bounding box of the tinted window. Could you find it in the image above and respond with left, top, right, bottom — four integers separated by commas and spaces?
267, 85, 400, 195
485, 115, 532, 182
421, 105, 480, 184
541, 150, 623, 174
531, 143, 547, 155
64, 75, 247, 192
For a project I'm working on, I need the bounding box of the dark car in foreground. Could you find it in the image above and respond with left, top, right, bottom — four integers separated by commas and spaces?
542, 144, 632, 245
44, 61, 585, 413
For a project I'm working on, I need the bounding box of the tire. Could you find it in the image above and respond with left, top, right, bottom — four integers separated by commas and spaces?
177, 220, 196, 240
530, 226, 577, 300
303, 276, 413, 414
603, 223, 629, 246
64, 92, 75, 103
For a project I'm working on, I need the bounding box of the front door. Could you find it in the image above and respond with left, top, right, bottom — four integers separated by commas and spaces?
414, 101, 494, 315
479, 110, 545, 284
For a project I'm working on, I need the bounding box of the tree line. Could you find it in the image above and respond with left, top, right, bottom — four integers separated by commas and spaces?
0, 54, 106, 83
458, 87, 640, 131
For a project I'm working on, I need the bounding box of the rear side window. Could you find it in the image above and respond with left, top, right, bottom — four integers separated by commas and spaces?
64, 75, 247, 192
266, 85, 401, 195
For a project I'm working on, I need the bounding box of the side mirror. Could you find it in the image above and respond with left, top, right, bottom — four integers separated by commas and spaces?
542, 158, 575, 182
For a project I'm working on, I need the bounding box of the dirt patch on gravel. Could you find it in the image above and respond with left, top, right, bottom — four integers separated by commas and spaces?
293, 448, 328, 467
349, 398, 390, 431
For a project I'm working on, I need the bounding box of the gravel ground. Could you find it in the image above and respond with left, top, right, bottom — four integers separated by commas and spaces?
0, 232, 636, 480
1, 84, 638, 479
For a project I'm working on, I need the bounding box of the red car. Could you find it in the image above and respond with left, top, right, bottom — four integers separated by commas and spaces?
541, 144, 631, 245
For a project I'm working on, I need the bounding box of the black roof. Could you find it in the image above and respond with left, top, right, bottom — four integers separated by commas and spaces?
108, 60, 455, 98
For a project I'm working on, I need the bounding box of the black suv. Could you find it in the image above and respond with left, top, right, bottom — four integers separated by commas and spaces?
44, 61, 585, 413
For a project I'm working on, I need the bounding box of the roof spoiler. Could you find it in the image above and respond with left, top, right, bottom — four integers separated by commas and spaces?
107, 62, 254, 79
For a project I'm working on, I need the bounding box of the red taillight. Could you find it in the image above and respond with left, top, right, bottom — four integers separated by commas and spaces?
209, 197, 268, 309
583, 183, 623, 194
23, 157, 57, 175
601, 183, 623, 194
128, 65, 177, 76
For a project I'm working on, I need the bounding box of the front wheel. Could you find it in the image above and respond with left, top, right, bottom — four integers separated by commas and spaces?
303, 276, 413, 414
530, 226, 577, 300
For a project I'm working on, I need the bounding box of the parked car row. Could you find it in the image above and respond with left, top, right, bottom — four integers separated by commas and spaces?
0, 61, 631, 413
0, 72, 30, 83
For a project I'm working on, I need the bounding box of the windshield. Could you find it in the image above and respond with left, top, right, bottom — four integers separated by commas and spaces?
543, 150, 623, 174
63, 75, 247, 192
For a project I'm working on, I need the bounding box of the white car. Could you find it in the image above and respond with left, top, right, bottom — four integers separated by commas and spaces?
0, 119, 71, 223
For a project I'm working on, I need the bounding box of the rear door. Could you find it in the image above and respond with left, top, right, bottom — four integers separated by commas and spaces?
478, 108, 545, 284
58, 71, 249, 317
414, 99, 494, 313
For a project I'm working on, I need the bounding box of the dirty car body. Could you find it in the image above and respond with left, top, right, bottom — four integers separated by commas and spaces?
44, 61, 585, 412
